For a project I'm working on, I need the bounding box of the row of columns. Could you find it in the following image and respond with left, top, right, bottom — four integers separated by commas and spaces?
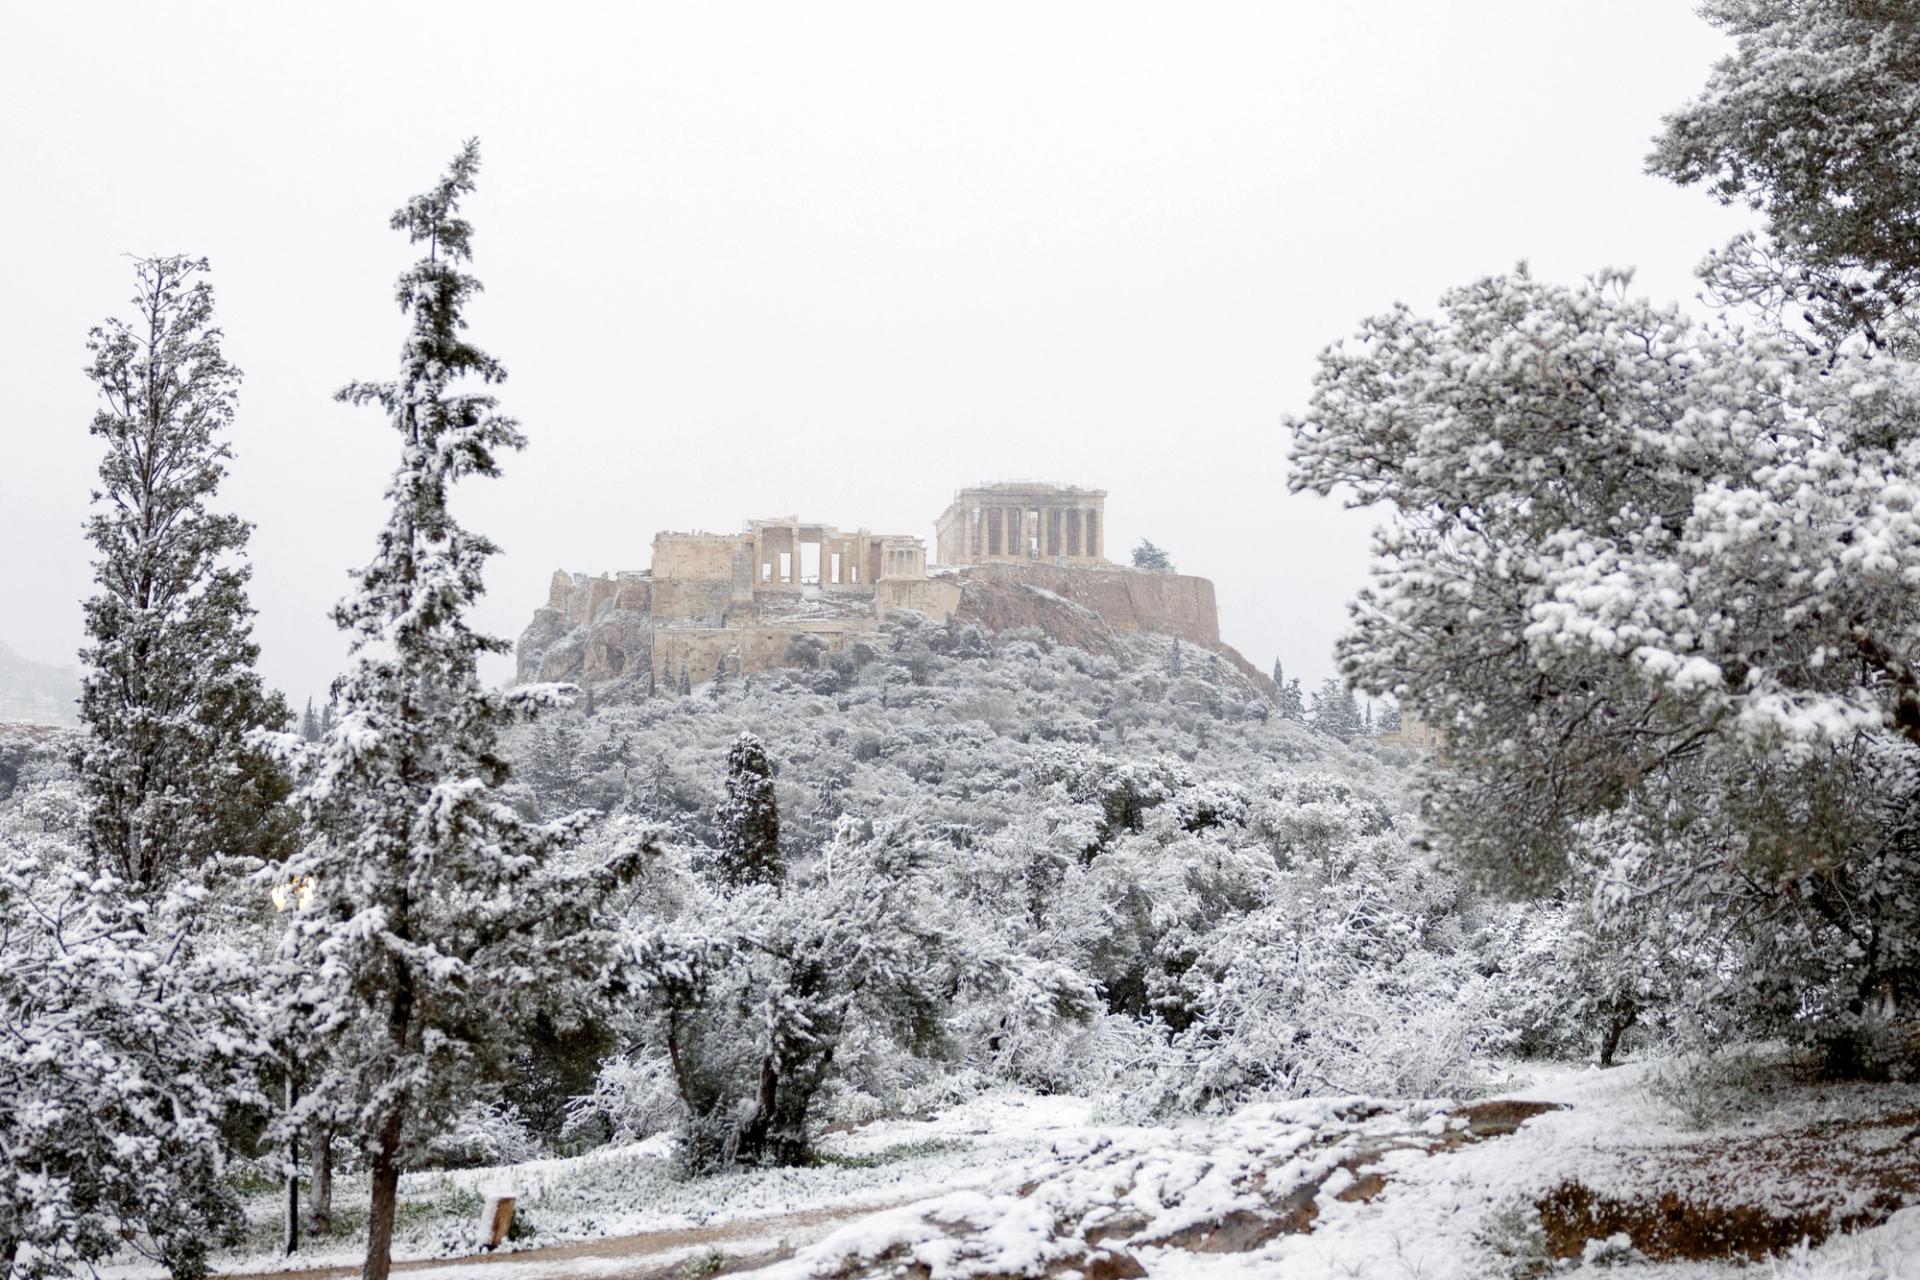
975, 506, 1100, 560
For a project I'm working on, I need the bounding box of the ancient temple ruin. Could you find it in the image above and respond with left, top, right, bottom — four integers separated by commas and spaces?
934, 482, 1107, 566
516, 481, 1251, 694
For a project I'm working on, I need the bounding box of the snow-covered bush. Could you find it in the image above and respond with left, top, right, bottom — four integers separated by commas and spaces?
1165, 775, 1502, 1106
615, 816, 956, 1171
423, 1101, 543, 1170
0, 833, 264, 1278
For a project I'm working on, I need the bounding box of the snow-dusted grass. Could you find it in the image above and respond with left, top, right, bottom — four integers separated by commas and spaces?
770, 1056, 1920, 1280
155, 1092, 1103, 1278
113, 1056, 1920, 1280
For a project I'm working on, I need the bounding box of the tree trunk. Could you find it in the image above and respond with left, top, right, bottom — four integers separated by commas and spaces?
1597, 1005, 1636, 1068
312, 1123, 334, 1234
362, 1113, 405, 1280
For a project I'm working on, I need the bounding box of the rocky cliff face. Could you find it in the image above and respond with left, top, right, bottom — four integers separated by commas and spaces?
517, 561, 1271, 700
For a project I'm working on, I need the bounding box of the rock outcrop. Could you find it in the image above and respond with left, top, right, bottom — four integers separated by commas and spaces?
517, 560, 1273, 701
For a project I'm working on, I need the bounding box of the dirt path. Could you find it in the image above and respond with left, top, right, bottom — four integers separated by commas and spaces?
223, 1197, 915, 1280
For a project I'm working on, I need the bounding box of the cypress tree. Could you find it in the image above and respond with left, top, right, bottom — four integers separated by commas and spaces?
277, 141, 631, 1280
76, 254, 291, 892
714, 732, 781, 890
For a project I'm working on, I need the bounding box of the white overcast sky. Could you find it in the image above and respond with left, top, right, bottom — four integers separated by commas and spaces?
0, 2, 1752, 704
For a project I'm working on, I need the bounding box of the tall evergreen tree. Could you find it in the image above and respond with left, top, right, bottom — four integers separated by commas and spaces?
275, 142, 632, 1280
1278, 678, 1306, 721
76, 254, 291, 892
715, 732, 781, 890
1307, 677, 1363, 740
1166, 636, 1183, 679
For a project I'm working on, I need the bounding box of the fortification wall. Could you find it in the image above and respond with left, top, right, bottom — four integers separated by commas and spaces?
957, 562, 1220, 647
653, 533, 739, 581
652, 578, 734, 626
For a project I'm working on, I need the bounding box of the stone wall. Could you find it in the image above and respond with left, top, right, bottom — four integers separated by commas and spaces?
957, 562, 1220, 646
653, 533, 738, 581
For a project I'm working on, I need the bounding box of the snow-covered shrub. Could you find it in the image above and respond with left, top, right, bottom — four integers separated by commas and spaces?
615, 817, 955, 1171
0, 833, 264, 1278
566, 1051, 682, 1147
422, 1101, 542, 1170
1165, 776, 1502, 1107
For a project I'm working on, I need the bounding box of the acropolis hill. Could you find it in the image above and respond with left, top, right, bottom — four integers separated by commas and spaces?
515, 481, 1270, 694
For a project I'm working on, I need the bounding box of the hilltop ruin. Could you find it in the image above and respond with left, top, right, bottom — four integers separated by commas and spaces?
516, 481, 1266, 694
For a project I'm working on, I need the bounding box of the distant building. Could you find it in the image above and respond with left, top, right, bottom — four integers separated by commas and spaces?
1377, 714, 1444, 751
934, 482, 1107, 567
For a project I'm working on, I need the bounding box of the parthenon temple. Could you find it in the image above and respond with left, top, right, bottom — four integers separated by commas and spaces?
935, 482, 1107, 566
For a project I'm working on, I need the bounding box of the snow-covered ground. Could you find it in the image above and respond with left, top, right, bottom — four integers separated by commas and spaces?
142, 1057, 1920, 1280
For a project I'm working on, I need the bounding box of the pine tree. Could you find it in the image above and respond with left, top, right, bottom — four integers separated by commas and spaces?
708, 653, 728, 701
300, 697, 320, 742
714, 732, 781, 890
1272, 658, 1283, 687
276, 142, 633, 1280
76, 254, 292, 892
1307, 677, 1362, 740
678, 664, 691, 697
1166, 636, 1183, 679
1276, 674, 1307, 722
1131, 539, 1175, 573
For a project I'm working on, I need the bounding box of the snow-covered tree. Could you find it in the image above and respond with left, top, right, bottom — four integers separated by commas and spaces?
617, 817, 950, 1170
1650, 0, 1920, 350
273, 141, 636, 1280
1306, 677, 1361, 741
1287, 261, 1920, 1069
0, 829, 264, 1279
76, 254, 291, 893
1131, 539, 1175, 573
714, 732, 781, 890
1275, 674, 1306, 722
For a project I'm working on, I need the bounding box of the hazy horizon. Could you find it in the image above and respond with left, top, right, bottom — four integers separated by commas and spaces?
1, 2, 1753, 703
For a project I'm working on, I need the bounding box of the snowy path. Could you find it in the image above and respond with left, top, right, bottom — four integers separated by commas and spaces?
222, 1198, 910, 1280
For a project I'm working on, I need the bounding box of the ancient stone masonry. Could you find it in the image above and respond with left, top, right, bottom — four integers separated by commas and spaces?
515, 482, 1267, 696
